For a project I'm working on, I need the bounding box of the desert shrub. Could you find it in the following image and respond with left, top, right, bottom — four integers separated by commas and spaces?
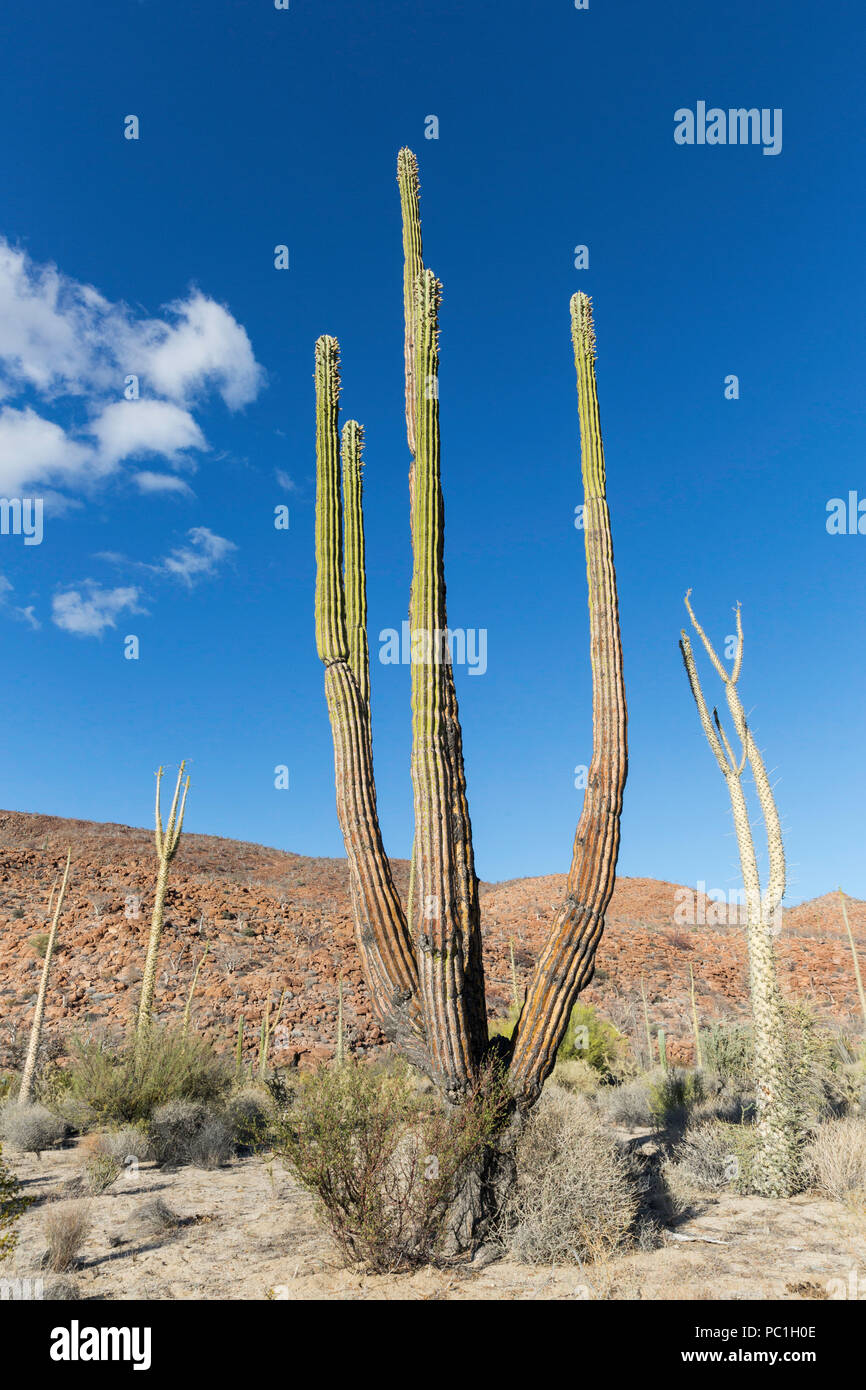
552, 1057, 600, 1096
1, 1142, 31, 1261
275, 1058, 508, 1272
557, 1002, 632, 1079
700, 1023, 754, 1089
128, 1197, 181, 1237
805, 1117, 866, 1202
226, 1088, 273, 1150
95, 1124, 153, 1166
28, 933, 50, 958
648, 1068, 705, 1130
82, 1151, 121, 1195
68, 1029, 232, 1125
502, 1085, 638, 1264
147, 1100, 232, 1169
43, 1201, 91, 1272
783, 1003, 850, 1124
664, 1121, 743, 1197
0, 1102, 68, 1155
597, 1076, 654, 1128
187, 1115, 234, 1169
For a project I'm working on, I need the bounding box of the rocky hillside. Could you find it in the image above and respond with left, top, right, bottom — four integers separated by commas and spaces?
1, 810, 864, 1071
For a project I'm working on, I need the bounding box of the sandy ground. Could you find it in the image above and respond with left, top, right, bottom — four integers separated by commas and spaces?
4, 1139, 865, 1301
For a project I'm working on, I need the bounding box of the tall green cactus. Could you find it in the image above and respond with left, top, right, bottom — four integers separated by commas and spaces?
18, 852, 72, 1104
137, 762, 190, 1041
314, 150, 627, 1110
680, 597, 798, 1196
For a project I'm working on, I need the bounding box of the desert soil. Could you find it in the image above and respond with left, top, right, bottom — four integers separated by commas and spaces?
5, 1140, 865, 1301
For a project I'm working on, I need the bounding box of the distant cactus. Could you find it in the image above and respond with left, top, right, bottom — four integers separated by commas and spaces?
137, 763, 190, 1042
689, 965, 703, 1069
838, 888, 866, 1038
18, 852, 71, 1104
312, 150, 627, 1118
657, 1027, 668, 1071
680, 595, 798, 1196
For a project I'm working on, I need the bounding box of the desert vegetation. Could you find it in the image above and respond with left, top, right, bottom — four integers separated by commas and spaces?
0, 150, 865, 1301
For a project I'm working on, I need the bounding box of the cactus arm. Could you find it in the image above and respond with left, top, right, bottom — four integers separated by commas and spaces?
398, 152, 488, 1072
509, 293, 628, 1106
409, 270, 488, 1097
397, 148, 423, 460
341, 421, 370, 707
314, 337, 427, 1068
679, 634, 732, 775
18, 851, 72, 1104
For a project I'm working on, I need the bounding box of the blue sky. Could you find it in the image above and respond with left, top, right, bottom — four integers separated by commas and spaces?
0, 0, 863, 905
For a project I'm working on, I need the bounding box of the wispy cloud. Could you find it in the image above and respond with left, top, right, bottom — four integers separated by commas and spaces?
157, 527, 237, 586
51, 581, 143, 637
132, 471, 195, 496
275, 468, 298, 493
0, 573, 43, 629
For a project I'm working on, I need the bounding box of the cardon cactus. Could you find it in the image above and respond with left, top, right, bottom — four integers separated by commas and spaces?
313, 149, 627, 1110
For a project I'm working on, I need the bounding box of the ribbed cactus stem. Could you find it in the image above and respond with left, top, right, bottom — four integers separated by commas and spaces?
336, 975, 345, 1068
18, 851, 72, 1104
397, 148, 423, 460
409, 269, 488, 1098
640, 975, 653, 1068
509, 294, 628, 1105
658, 1027, 668, 1070
137, 762, 190, 1041
314, 336, 427, 1069
342, 421, 369, 707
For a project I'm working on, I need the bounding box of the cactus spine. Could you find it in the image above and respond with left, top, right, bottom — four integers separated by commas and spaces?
18, 851, 71, 1104
314, 152, 627, 1115
680, 596, 797, 1196
137, 762, 190, 1041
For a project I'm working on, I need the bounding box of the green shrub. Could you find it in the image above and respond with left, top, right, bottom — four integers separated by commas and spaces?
557, 1003, 631, 1079
275, 1058, 508, 1272
28, 933, 50, 957
0, 1142, 31, 1261
226, 1087, 274, 1151
700, 1023, 754, 1089
67, 1030, 232, 1125
648, 1068, 705, 1129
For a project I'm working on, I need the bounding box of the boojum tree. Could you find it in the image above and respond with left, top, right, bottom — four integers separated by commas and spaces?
137, 762, 190, 1042
314, 149, 627, 1111
679, 594, 798, 1197
18, 851, 72, 1104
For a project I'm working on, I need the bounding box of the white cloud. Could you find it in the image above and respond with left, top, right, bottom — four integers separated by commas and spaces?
132, 471, 194, 496
0, 239, 264, 502
0, 406, 94, 496
0, 574, 42, 629
90, 399, 205, 466
52, 581, 142, 637
158, 526, 237, 586
275, 468, 298, 493
141, 293, 263, 409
